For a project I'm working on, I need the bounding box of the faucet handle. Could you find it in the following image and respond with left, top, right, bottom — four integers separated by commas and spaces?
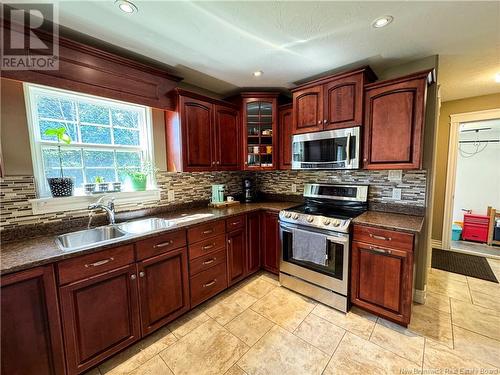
108, 197, 116, 208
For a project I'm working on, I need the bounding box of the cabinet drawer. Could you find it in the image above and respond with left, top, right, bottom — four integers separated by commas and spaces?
57, 245, 135, 285
226, 215, 245, 231
135, 230, 187, 260
190, 262, 227, 307
188, 220, 225, 244
189, 248, 226, 276
353, 225, 413, 251
188, 234, 226, 260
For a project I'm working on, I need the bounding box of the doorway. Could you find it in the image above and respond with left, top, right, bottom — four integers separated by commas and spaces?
442, 108, 500, 258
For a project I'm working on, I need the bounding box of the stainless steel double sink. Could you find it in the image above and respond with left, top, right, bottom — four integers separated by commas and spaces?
56, 214, 215, 251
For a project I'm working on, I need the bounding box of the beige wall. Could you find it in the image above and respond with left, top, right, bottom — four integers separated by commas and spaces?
0, 78, 168, 176
432, 93, 500, 241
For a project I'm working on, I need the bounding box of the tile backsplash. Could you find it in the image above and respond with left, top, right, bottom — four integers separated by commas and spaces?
0, 169, 426, 232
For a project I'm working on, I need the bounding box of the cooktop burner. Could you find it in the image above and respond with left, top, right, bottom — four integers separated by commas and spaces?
287, 203, 365, 220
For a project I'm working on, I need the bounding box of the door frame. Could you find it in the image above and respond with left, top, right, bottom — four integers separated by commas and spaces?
442, 108, 500, 250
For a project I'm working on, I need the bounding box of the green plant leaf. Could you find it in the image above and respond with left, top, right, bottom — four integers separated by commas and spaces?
43, 127, 72, 144
61, 133, 71, 144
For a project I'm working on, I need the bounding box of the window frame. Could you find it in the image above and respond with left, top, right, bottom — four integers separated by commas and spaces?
24, 83, 155, 198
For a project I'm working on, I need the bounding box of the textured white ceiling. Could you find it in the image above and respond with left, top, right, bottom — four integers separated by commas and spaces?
53, 1, 500, 101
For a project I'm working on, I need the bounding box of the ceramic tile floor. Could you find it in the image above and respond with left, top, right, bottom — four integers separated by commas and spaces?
85, 260, 500, 375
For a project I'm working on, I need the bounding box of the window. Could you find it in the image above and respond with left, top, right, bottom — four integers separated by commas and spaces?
25, 84, 154, 197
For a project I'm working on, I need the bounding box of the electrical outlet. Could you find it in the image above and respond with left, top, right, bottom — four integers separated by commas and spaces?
388, 170, 403, 182
167, 190, 175, 202
291, 184, 297, 193
392, 188, 402, 200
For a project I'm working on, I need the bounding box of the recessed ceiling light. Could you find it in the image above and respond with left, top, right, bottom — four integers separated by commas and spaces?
495, 72, 500, 83
115, 0, 138, 14
372, 15, 393, 28
253, 71, 263, 77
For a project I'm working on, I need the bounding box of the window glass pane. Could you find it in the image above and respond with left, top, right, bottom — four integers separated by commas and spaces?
116, 151, 141, 167
42, 148, 82, 168
81, 125, 112, 144
111, 109, 139, 129
46, 168, 84, 187
113, 128, 140, 146
118, 169, 138, 183
83, 150, 114, 168
86, 168, 116, 184
39, 121, 77, 142
78, 102, 110, 125
37, 96, 76, 121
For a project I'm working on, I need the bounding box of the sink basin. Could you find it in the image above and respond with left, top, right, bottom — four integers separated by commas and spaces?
118, 218, 174, 234
57, 226, 127, 251
169, 213, 215, 224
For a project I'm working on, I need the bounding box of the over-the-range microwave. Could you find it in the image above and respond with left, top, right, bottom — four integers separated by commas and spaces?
291, 127, 360, 170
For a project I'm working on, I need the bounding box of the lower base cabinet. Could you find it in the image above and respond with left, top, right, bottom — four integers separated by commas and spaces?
1, 265, 65, 375
227, 227, 247, 285
246, 211, 261, 274
261, 211, 280, 274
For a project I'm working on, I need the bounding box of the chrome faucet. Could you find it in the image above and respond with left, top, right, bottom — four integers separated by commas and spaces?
88, 197, 116, 225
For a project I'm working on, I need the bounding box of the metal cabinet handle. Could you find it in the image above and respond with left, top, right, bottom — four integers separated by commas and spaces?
202, 229, 214, 234
130, 274, 137, 280
212, 161, 215, 165
202, 258, 216, 265
139, 271, 145, 278
85, 257, 114, 268
369, 246, 392, 255
369, 234, 392, 241
317, 120, 321, 124
216, 161, 220, 165
231, 221, 240, 225
203, 279, 217, 288
323, 119, 327, 124
154, 240, 174, 248
203, 243, 215, 250
228, 239, 232, 245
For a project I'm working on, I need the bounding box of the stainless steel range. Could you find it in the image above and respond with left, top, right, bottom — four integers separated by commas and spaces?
279, 183, 368, 312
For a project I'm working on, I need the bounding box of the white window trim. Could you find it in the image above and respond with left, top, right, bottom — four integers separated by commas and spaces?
24, 83, 158, 214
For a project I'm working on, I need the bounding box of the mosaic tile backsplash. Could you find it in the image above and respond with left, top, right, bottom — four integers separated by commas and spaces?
0, 169, 426, 231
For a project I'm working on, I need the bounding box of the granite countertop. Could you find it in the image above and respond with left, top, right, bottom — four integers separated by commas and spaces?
0, 201, 297, 275
353, 211, 424, 234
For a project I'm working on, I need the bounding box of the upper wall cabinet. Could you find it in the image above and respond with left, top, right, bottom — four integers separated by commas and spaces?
363, 70, 433, 170
291, 67, 376, 134
278, 104, 293, 170
166, 90, 240, 172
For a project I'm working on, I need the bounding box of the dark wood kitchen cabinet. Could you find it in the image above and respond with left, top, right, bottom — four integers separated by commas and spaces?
363, 70, 432, 170
278, 103, 293, 170
291, 67, 376, 134
137, 247, 190, 335
246, 211, 262, 274
227, 227, 247, 286
1, 265, 65, 375
261, 211, 280, 274
351, 224, 415, 326
59, 263, 141, 374
166, 90, 240, 172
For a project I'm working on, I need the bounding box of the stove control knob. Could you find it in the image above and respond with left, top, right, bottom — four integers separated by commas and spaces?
306, 215, 314, 223
322, 219, 331, 226
333, 219, 341, 227
292, 213, 299, 220
284, 212, 292, 218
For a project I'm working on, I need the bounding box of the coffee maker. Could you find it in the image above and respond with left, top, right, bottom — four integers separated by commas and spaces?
243, 179, 254, 202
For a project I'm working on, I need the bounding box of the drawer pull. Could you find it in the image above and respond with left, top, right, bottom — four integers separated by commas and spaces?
139, 271, 145, 278
154, 240, 174, 248
202, 229, 214, 235
369, 246, 392, 255
231, 221, 240, 225
202, 258, 216, 265
203, 279, 217, 288
203, 243, 215, 251
85, 257, 114, 268
369, 234, 392, 241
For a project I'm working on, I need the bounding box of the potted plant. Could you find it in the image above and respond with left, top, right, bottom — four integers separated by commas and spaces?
125, 159, 157, 191
44, 127, 74, 197
94, 176, 109, 192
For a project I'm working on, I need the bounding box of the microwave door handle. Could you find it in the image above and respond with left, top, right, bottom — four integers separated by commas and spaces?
345, 133, 351, 165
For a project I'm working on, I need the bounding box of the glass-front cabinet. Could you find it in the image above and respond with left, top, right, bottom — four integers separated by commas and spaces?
242, 93, 279, 170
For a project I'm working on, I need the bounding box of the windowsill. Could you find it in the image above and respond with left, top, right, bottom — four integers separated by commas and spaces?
29, 189, 161, 215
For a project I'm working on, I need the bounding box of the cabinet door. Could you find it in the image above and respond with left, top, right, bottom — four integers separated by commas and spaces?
180, 96, 214, 171
278, 105, 293, 169
1, 266, 65, 375
227, 228, 247, 285
363, 75, 427, 169
351, 241, 412, 325
323, 72, 363, 130
60, 264, 140, 374
261, 211, 280, 274
214, 105, 240, 170
246, 211, 261, 275
138, 248, 190, 336
292, 85, 323, 134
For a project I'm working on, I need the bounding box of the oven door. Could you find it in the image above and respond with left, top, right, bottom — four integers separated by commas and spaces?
291, 127, 360, 170
279, 221, 349, 295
